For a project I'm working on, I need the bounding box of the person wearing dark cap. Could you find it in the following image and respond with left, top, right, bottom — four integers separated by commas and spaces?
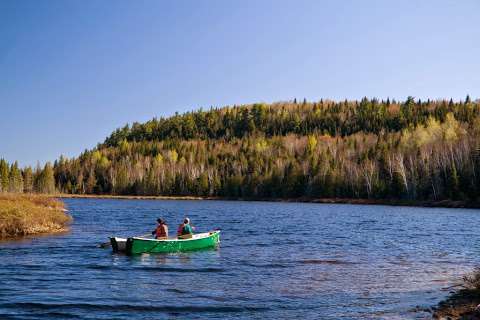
152, 218, 168, 239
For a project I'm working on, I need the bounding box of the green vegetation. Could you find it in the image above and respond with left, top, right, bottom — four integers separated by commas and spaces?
0, 160, 55, 194
2, 96, 480, 204
0, 194, 71, 238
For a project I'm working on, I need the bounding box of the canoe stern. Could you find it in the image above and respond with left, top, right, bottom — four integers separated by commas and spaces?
110, 237, 127, 253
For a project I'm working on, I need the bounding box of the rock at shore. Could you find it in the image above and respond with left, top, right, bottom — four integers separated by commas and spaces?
434, 270, 480, 320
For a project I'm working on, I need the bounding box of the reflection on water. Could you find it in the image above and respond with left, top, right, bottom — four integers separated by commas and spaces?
0, 199, 479, 319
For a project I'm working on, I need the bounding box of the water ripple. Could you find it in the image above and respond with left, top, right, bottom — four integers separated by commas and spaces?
1, 199, 479, 319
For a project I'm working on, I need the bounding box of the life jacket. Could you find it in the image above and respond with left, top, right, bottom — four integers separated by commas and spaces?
177, 224, 184, 236
155, 224, 167, 238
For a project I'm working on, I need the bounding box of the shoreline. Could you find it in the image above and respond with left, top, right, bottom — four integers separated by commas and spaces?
433, 289, 480, 319
0, 226, 70, 241
55, 194, 480, 209
433, 269, 480, 319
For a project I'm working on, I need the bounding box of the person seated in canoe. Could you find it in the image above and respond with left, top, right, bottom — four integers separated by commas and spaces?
177, 217, 195, 238
152, 218, 168, 239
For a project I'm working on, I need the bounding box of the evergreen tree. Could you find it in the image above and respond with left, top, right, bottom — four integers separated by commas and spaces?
0, 159, 9, 192
448, 163, 460, 200
23, 167, 34, 193
197, 172, 209, 196
465, 94, 472, 104
35, 163, 56, 194
8, 161, 23, 193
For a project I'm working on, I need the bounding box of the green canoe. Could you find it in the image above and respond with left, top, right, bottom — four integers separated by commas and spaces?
124, 231, 220, 255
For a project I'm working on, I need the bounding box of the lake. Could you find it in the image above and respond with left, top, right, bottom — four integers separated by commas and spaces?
1, 199, 479, 319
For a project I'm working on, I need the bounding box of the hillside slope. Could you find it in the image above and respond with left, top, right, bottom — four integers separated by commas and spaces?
3, 97, 480, 204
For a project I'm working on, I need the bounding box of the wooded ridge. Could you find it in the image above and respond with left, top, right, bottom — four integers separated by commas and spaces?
1, 96, 480, 204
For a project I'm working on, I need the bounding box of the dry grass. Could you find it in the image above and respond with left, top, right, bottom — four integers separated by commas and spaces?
0, 193, 72, 239
433, 269, 480, 319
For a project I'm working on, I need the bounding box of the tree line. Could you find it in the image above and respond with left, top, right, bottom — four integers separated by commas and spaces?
0, 160, 55, 194
103, 96, 479, 146
2, 97, 480, 203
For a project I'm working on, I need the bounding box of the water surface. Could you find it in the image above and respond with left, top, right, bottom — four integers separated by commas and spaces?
1, 199, 479, 319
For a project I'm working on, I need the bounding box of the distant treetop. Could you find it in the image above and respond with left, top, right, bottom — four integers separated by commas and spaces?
103, 97, 479, 147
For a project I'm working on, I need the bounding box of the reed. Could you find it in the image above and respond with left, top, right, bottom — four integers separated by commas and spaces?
0, 193, 72, 239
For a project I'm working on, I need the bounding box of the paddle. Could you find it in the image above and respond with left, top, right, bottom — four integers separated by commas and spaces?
98, 233, 151, 248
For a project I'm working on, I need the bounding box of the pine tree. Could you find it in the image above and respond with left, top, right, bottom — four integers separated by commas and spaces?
465, 94, 472, 104
35, 163, 56, 194
0, 159, 9, 192
8, 161, 23, 193
23, 167, 34, 193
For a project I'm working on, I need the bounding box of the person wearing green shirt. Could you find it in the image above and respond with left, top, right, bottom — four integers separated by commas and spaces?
177, 217, 195, 237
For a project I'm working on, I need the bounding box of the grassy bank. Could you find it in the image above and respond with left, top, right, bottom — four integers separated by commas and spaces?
56, 194, 480, 209
433, 269, 480, 319
0, 194, 72, 239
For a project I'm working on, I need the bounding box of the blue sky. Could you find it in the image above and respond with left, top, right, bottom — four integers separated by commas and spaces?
1, 0, 479, 166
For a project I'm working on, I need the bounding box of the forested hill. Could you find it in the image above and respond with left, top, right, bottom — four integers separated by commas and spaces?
103, 96, 478, 146
2, 97, 480, 204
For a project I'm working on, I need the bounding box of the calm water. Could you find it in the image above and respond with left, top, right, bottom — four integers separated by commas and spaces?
1, 199, 479, 319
